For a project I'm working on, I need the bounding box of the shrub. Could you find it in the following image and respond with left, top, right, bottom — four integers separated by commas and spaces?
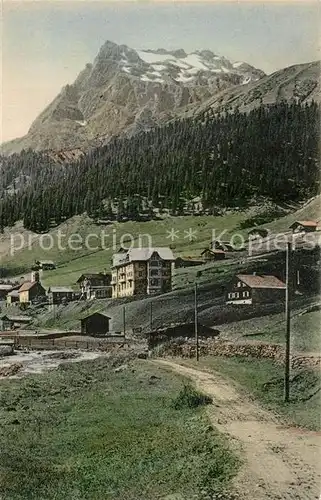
171, 383, 212, 409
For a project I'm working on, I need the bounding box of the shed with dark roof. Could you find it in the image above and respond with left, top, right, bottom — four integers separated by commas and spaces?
80, 312, 111, 337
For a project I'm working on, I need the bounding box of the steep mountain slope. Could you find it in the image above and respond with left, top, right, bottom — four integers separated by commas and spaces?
1, 40, 264, 155
183, 61, 320, 119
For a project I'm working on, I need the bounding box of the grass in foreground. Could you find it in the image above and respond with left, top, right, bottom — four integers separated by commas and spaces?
185, 356, 321, 431
0, 356, 239, 500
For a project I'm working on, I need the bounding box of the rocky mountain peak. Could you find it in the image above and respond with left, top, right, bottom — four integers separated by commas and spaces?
3, 41, 317, 156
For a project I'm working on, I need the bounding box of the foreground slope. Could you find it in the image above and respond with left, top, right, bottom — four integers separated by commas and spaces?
0, 357, 239, 499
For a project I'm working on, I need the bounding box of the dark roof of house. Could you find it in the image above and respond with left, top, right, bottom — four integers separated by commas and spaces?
290, 220, 318, 228
76, 273, 110, 283
237, 274, 286, 289
201, 248, 225, 255
80, 311, 111, 321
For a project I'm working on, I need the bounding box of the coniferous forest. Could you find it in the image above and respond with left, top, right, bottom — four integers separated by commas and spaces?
0, 101, 319, 233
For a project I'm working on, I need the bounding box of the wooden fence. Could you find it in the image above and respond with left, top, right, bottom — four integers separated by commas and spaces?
13, 336, 127, 351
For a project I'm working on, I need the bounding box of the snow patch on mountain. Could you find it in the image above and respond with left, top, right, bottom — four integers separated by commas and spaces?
120, 48, 264, 85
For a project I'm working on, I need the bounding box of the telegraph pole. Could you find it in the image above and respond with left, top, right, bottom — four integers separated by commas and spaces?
284, 241, 292, 402
150, 302, 153, 332
123, 306, 126, 339
194, 283, 199, 361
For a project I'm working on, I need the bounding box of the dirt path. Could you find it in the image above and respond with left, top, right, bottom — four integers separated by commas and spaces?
154, 359, 321, 500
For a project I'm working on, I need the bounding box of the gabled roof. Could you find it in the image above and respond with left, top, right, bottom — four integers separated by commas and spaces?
80, 311, 111, 321
76, 273, 110, 283
201, 248, 225, 255
128, 247, 175, 261
18, 281, 41, 292
7, 290, 19, 297
112, 247, 175, 266
290, 220, 318, 228
237, 274, 286, 289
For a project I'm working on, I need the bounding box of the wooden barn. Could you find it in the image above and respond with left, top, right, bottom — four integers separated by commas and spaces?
80, 312, 111, 337
0, 314, 32, 330
201, 249, 226, 261
290, 221, 319, 233
226, 274, 286, 305
48, 286, 74, 305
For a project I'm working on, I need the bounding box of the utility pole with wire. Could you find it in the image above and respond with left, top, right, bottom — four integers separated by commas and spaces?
194, 283, 199, 361
123, 306, 126, 339
284, 241, 292, 402
150, 301, 153, 332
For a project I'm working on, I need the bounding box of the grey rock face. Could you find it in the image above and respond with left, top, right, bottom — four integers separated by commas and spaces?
4, 41, 316, 156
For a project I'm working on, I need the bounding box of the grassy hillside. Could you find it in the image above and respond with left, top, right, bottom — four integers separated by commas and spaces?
1, 196, 319, 289
0, 356, 239, 500
218, 308, 321, 353
1, 211, 249, 286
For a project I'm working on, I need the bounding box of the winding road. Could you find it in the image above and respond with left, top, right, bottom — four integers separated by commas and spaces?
154, 359, 321, 500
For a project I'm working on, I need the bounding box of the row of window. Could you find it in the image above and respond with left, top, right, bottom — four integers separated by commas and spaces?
228, 291, 250, 299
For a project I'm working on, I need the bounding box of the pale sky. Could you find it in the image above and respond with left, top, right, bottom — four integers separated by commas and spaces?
1, 1, 320, 143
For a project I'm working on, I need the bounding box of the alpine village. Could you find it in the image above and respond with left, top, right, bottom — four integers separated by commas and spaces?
0, 20, 320, 500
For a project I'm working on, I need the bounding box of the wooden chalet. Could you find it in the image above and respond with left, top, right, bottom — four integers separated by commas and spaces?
77, 273, 112, 300
290, 221, 319, 233
226, 274, 286, 305
201, 249, 226, 261
47, 286, 74, 304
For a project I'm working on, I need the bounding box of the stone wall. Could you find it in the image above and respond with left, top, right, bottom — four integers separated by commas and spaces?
154, 338, 321, 370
